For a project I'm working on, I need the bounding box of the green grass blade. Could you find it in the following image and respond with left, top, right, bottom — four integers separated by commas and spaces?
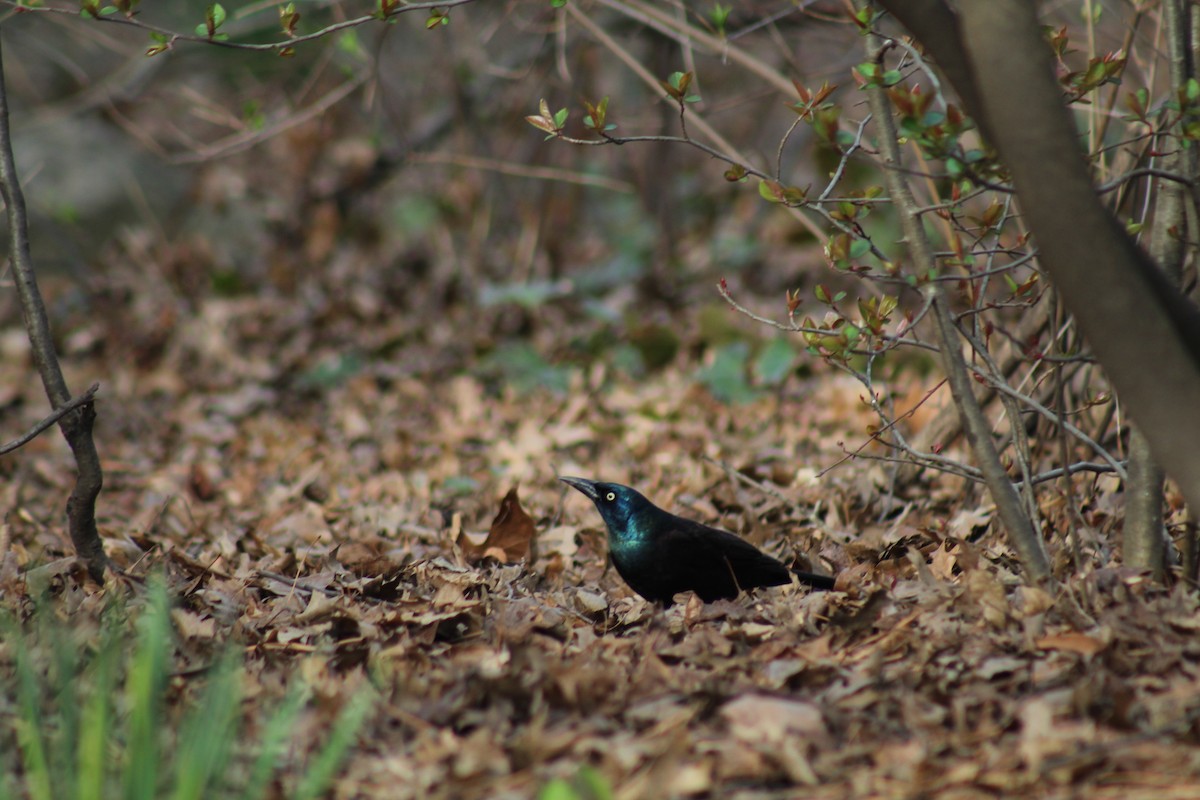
13, 618, 53, 800
46, 603, 84, 796
123, 578, 172, 800
170, 650, 243, 800
77, 615, 122, 800
238, 681, 311, 800
291, 688, 375, 800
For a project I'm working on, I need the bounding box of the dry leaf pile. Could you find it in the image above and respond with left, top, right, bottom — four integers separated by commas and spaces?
1, 208, 1198, 800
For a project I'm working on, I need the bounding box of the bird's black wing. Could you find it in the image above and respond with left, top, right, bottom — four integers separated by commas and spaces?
608, 512, 834, 605
620, 517, 790, 603
686, 523, 793, 601
661, 519, 837, 599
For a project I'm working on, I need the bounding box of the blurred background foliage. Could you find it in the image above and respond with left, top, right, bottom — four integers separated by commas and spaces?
0, 0, 870, 404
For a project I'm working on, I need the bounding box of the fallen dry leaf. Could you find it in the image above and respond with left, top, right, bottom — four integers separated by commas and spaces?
720, 694, 827, 743
457, 487, 535, 564
1035, 631, 1109, 657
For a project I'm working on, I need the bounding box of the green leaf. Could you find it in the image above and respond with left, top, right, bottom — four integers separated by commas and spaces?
477, 343, 572, 394
336, 30, 363, 57
852, 6, 873, 30
696, 341, 756, 404
758, 180, 782, 203
609, 343, 646, 377
710, 3, 730, 34
538, 780, 579, 800
754, 338, 796, 385
479, 279, 570, 309
573, 766, 613, 800
294, 352, 364, 390
195, 3, 225, 36
440, 476, 481, 496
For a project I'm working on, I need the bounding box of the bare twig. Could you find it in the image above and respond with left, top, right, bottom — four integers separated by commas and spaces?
702, 455, 791, 506
0, 383, 99, 456
564, 1, 828, 242
171, 72, 368, 164
965, 361, 1126, 481
409, 152, 635, 193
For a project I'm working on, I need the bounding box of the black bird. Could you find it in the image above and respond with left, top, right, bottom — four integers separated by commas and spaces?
560, 476, 835, 607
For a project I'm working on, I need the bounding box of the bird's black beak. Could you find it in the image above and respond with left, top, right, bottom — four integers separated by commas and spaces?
559, 475, 600, 501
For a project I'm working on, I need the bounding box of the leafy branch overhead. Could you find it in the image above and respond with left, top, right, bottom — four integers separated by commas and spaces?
9, 0, 481, 56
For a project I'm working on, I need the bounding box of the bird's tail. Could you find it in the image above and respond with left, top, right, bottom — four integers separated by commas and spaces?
791, 568, 836, 591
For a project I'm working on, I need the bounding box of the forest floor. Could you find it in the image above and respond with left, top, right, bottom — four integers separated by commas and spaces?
7, 0, 1200, 795
5, 243, 1200, 800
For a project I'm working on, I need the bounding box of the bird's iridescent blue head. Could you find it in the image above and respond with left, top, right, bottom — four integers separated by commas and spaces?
559, 476, 656, 540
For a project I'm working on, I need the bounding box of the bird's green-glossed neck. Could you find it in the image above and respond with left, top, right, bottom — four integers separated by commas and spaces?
559, 476, 660, 543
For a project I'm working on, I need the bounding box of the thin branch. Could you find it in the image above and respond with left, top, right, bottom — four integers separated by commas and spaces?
409, 152, 636, 192
0, 383, 99, 456
845, 447, 1123, 487
1096, 166, 1196, 194
171, 72, 367, 164
967, 362, 1127, 481
564, 1, 828, 242
0, 0, 482, 53
702, 456, 792, 507
592, 0, 796, 95
0, 39, 107, 582
859, 15, 1051, 582
716, 279, 941, 353
817, 115, 873, 202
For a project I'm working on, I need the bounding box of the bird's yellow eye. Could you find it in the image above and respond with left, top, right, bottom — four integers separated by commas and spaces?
606, 492, 616, 501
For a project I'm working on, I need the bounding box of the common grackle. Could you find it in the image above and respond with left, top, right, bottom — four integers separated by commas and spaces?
560, 476, 835, 607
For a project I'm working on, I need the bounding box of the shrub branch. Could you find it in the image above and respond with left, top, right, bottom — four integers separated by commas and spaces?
0, 40, 108, 583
